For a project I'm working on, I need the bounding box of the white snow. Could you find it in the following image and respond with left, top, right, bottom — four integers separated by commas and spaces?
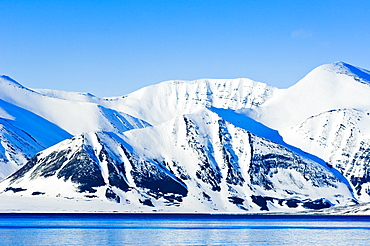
0, 76, 149, 136
98, 78, 276, 125
248, 62, 370, 130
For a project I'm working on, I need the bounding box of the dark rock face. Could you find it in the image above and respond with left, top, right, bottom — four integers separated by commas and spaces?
4, 187, 27, 193
251, 196, 275, 211
349, 145, 370, 197
218, 119, 244, 186
96, 141, 130, 192
140, 198, 154, 207
107, 161, 129, 191
8, 155, 39, 183
97, 133, 189, 199
56, 147, 105, 192
286, 199, 301, 208
184, 116, 222, 192
105, 188, 120, 203
31, 150, 71, 179
251, 195, 332, 211
127, 154, 188, 196
228, 196, 245, 205
249, 134, 339, 191
302, 198, 332, 209
31, 191, 45, 196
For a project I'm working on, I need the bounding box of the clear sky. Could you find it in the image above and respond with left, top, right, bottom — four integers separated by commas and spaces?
1, 0, 370, 97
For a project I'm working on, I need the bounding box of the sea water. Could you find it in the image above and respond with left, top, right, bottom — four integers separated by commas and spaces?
0, 214, 369, 245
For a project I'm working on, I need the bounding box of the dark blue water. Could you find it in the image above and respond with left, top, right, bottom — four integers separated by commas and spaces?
0, 214, 370, 245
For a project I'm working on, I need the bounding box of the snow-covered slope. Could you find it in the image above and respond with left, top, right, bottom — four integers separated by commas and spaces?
0, 76, 151, 136
281, 108, 370, 201
98, 78, 276, 125
0, 76, 150, 178
250, 62, 370, 129
245, 62, 370, 202
34, 78, 275, 126
0, 109, 354, 212
0, 99, 71, 179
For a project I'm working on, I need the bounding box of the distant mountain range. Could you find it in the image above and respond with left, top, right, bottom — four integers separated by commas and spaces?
1, 62, 370, 214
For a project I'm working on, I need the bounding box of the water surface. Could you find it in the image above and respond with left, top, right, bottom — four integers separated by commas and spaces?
0, 214, 369, 245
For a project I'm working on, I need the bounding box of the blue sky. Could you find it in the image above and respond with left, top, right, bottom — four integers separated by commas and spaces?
1, 0, 370, 97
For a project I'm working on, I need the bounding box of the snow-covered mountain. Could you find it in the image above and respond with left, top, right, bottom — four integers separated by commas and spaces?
0, 109, 354, 212
0, 75, 151, 179
1, 61, 370, 213
248, 62, 370, 129
244, 62, 370, 202
0, 75, 151, 135
0, 76, 274, 179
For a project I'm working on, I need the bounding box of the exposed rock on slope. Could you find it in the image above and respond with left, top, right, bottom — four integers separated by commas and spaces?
0, 110, 355, 212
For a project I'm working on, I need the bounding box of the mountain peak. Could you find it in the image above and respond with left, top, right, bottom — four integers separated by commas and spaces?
287, 61, 370, 92
0, 75, 25, 88
323, 61, 370, 84
332, 61, 351, 67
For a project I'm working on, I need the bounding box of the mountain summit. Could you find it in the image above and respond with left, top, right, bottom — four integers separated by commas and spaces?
250, 62, 370, 130
329, 61, 370, 84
